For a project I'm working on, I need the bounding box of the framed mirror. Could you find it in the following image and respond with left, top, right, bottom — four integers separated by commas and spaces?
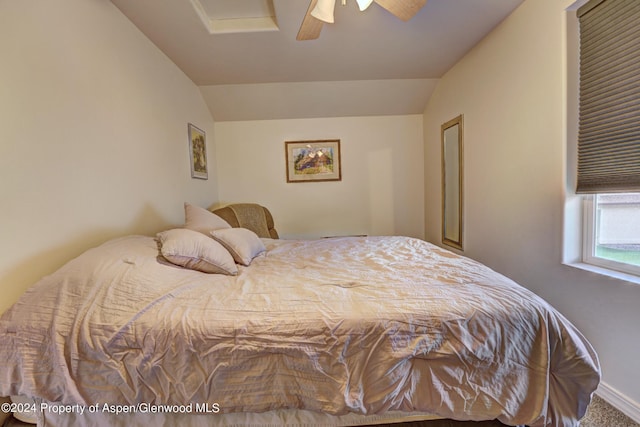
441, 115, 464, 250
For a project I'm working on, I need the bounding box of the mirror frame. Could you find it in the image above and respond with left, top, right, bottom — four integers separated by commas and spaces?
441, 115, 464, 250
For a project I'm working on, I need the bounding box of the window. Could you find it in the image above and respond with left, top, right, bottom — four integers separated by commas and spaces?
574, 0, 640, 279
583, 193, 640, 276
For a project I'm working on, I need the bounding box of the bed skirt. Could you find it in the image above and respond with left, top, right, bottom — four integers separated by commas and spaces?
11, 397, 443, 427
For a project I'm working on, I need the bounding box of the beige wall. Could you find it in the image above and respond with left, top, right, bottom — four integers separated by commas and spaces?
0, 0, 218, 314
424, 0, 640, 411
215, 116, 424, 239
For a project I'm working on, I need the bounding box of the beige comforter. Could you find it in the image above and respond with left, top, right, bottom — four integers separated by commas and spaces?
0, 235, 599, 426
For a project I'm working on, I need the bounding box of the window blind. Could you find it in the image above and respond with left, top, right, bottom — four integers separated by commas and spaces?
576, 0, 640, 193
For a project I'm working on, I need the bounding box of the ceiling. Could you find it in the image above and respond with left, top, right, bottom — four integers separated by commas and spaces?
110, 0, 525, 121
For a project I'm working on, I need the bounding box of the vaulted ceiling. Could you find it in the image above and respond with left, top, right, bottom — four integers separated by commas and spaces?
111, 0, 525, 120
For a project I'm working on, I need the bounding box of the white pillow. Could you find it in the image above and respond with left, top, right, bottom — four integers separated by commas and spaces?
184, 202, 231, 236
157, 228, 238, 275
210, 228, 266, 266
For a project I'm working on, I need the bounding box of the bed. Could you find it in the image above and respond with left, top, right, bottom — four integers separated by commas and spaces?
0, 203, 600, 427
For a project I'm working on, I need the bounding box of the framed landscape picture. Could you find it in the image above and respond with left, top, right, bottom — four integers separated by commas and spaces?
285, 139, 341, 183
188, 123, 208, 180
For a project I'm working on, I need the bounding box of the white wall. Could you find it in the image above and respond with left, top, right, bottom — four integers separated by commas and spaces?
423, 0, 640, 413
215, 116, 424, 239
0, 0, 218, 314
200, 79, 438, 121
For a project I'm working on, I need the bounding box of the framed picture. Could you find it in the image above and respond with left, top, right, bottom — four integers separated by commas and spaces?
188, 123, 208, 180
285, 140, 341, 183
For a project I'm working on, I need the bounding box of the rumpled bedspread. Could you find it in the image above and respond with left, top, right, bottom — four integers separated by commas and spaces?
0, 235, 600, 426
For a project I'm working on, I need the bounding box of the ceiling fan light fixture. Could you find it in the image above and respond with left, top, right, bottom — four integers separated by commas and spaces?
356, 0, 374, 11
310, 0, 336, 23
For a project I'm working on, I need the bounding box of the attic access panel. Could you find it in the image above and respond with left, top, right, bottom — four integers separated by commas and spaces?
191, 0, 279, 34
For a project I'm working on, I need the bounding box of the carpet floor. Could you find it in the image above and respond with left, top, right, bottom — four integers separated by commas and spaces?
580, 395, 639, 427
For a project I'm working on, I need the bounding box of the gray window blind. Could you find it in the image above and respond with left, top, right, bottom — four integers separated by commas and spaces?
576, 0, 640, 193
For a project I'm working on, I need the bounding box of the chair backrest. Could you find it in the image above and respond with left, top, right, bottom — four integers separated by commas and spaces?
211, 203, 279, 239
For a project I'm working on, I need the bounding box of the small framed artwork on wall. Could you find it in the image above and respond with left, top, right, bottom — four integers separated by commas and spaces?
188, 123, 208, 180
285, 139, 341, 183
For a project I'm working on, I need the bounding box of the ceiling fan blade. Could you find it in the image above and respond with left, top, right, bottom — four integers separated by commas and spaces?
297, 0, 324, 41
374, 0, 427, 21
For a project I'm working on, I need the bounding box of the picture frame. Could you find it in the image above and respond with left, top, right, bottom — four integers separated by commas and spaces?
285, 139, 341, 183
188, 123, 208, 180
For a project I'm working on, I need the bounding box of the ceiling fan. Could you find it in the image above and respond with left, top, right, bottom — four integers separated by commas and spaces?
297, 0, 427, 41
